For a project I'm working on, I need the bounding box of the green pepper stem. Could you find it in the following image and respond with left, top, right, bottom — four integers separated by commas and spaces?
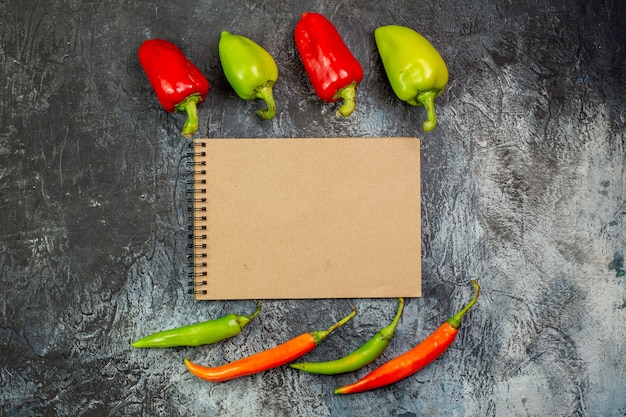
255, 82, 277, 120
236, 300, 263, 329
416, 90, 438, 132
311, 307, 357, 345
374, 297, 405, 343
175, 93, 203, 138
333, 81, 358, 118
382, 298, 404, 338
446, 280, 480, 329
246, 301, 263, 321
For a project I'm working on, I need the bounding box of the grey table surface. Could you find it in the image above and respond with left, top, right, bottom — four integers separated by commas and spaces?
1, 0, 625, 416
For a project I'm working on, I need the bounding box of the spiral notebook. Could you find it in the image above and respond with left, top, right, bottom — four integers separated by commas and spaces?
188, 137, 421, 300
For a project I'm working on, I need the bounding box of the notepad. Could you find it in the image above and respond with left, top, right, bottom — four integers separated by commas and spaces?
188, 137, 421, 300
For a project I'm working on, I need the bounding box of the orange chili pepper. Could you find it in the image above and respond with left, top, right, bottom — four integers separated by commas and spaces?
335, 280, 479, 395
184, 307, 356, 382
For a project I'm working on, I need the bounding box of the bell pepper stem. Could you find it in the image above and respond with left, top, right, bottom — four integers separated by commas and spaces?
417, 90, 438, 132
175, 93, 203, 138
255, 81, 277, 120
333, 81, 358, 118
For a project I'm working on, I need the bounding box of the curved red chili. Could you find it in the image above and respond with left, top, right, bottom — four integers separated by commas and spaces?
335, 280, 480, 394
185, 307, 357, 382
138, 39, 210, 138
294, 12, 363, 117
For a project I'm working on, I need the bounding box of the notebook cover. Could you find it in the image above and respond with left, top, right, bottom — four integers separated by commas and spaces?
190, 137, 421, 300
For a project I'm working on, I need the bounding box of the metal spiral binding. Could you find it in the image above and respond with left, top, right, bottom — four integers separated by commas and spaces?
187, 140, 209, 295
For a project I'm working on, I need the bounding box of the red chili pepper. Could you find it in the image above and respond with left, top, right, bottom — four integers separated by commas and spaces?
184, 307, 356, 382
138, 39, 210, 138
294, 12, 364, 117
335, 280, 480, 395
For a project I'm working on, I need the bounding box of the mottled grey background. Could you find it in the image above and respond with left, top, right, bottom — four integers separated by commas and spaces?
1, 0, 625, 416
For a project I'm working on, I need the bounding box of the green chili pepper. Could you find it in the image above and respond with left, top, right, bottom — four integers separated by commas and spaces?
374, 25, 449, 132
289, 298, 404, 375
219, 31, 278, 120
132, 302, 262, 348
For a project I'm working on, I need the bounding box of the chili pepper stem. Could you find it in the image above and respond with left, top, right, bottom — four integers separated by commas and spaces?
237, 301, 263, 327
175, 93, 203, 138
254, 82, 277, 120
311, 307, 357, 345
385, 298, 404, 337
372, 297, 404, 343
333, 81, 358, 118
417, 90, 438, 132
446, 280, 480, 329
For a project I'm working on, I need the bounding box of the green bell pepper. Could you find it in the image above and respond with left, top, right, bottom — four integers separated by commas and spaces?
374, 25, 449, 132
219, 31, 278, 120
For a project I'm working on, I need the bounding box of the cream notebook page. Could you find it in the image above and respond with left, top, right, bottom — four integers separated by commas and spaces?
189, 137, 421, 300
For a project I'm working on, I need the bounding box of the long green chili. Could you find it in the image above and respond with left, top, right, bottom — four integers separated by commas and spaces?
132, 302, 262, 348
290, 298, 404, 375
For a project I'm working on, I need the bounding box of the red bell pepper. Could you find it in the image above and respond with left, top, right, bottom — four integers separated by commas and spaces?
294, 12, 363, 117
138, 39, 210, 138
